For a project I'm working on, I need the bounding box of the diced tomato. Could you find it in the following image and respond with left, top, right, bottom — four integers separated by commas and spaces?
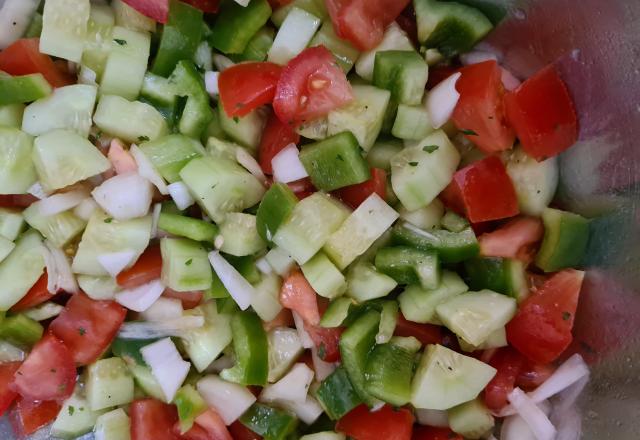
395, 4, 418, 46
273, 46, 353, 126
478, 216, 544, 262
267, 0, 293, 7
131, 399, 179, 440
427, 65, 460, 90
306, 324, 343, 363
483, 347, 525, 411
219, 62, 283, 118
279, 271, 320, 326
441, 156, 519, 223
177, 423, 211, 440
258, 113, 300, 175
0, 195, 39, 209
504, 65, 578, 161
10, 272, 52, 312
0, 39, 73, 88
327, 0, 411, 51
452, 60, 515, 153
262, 308, 294, 332
412, 426, 463, 440
507, 269, 584, 364
191, 409, 233, 440
108, 139, 138, 175
10, 397, 61, 437
0, 362, 21, 416
229, 420, 262, 440
516, 360, 555, 391
163, 289, 203, 310
116, 245, 163, 289
49, 293, 126, 366
11, 334, 76, 401
337, 404, 414, 440
122, 0, 169, 23
286, 177, 317, 200
334, 168, 386, 209
394, 314, 443, 345
182, 0, 220, 13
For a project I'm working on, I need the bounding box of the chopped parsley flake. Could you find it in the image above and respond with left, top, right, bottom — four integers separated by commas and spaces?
422, 145, 439, 153
113, 39, 127, 46
461, 129, 478, 136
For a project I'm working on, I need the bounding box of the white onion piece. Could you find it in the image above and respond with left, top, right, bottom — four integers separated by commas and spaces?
130, 144, 169, 195
117, 316, 205, 339
206, 355, 235, 374
78, 66, 97, 85
141, 338, 190, 402
97, 250, 136, 278
27, 182, 49, 200
552, 374, 589, 414
205, 71, 220, 96
426, 72, 462, 129
92, 173, 153, 221
23, 301, 64, 321
212, 54, 235, 72
0, 0, 39, 49
167, 181, 195, 211
501, 401, 550, 440
508, 388, 556, 440
236, 148, 268, 186
73, 197, 99, 221
292, 311, 313, 349
416, 408, 449, 427
0, 341, 25, 363
232, 0, 251, 6
272, 144, 308, 183
42, 241, 78, 294
151, 203, 162, 239
460, 50, 498, 65
501, 67, 521, 91
36, 190, 88, 216
115, 279, 165, 312
140, 297, 184, 322
255, 257, 273, 275
311, 344, 336, 381
260, 363, 314, 404
552, 406, 581, 440
197, 375, 257, 425
529, 354, 589, 404
208, 251, 256, 310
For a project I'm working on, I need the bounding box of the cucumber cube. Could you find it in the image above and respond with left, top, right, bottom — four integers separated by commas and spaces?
77, 275, 120, 301
256, 183, 298, 243
218, 105, 267, 151
0, 104, 25, 128
100, 26, 151, 100
86, 357, 134, 411
94, 408, 131, 440
392, 104, 434, 140
265, 246, 296, 277
0, 128, 36, 194
268, 7, 321, 65
373, 50, 429, 106
0, 208, 24, 241
251, 272, 283, 322
536, 207, 589, 272
23, 204, 86, 248
310, 22, 360, 73
448, 398, 495, 439
0, 230, 45, 311
180, 302, 233, 372
40, 0, 90, 62
301, 252, 346, 299
458, 326, 507, 353
268, 327, 304, 383
319, 297, 352, 328
83, 4, 116, 79
0, 74, 52, 106
315, 366, 362, 420
375, 246, 440, 289
271, 0, 327, 28
366, 138, 403, 171
355, 22, 413, 82
139, 134, 205, 183
161, 237, 212, 292
0, 236, 14, 264
219, 213, 266, 257
157, 213, 219, 243
346, 262, 397, 302
51, 390, 105, 439
93, 95, 169, 144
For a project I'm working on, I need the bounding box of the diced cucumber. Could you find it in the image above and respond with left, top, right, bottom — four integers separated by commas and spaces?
32, 129, 110, 192
93, 95, 169, 143
302, 252, 346, 299
51, 389, 106, 439
0, 104, 25, 128
392, 104, 434, 140
265, 246, 295, 277
72, 210, 151, 276
436, 290, 516, 347
268, 7, 321, 65
86, 357, 135, 411
22, 85, 98, 137
161, 237, 212, 292
324, 194, 399, 270
82, 3, 116, 80
0, 313, 43, 348
535, 207, 590, 272
315, 366, 362, 420
346, 262, 397, 303
327, 85, 391, 152
251, 272, 283, 322
391, 130, 460, 211
100, 26, 151, 100
179, 156, 266, 223
233, 27, 275, 62
414, 0, 493, 57
171, 61, 213, 139
366, 138, 403, 171
0, 208, 25, 241
181, 302, 233, 372
310, 22, 360, 73
218, 105, 267, 151
140, 72, 178, 108
139, 134, 205, 183
411, 344, 496, 410
23, 204, 86, 247
268, 327, 304, 383
448, 398, 494, 439
392, 222, 480, 264
40, 0, 90, 62
112, 0, 155, 33
364, 339, 418, 406
77, 275, 120, 301
206, 136, 240, 161
210, 0, 272, 54
0, 74, 52, 106
374, 50, 429, 106
0, 128, 36, 194
296, 116, 328, 141
94, 408, 131, 440
174, 384, 208, 434
440, 210, 468, 233
375, 246, 440, 289
220, 213, 266, 257
399, 199, 445, 230
256, 182, 298, 243
128, 363, 165, 400
355, 22, 413, 81
398, 270, 468, 324
504, 146, 558, 216
272, 193, 350, 265
376, 300, 399, 344
0, 230, 44, 311
464, 257, 528, 301
0, 236, 14, 264
320, 297, 353, 327
457, 326, 507, 353
240, 403, 298, 440
271, 0, 327, 27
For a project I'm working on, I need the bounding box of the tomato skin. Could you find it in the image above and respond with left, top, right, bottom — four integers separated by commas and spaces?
279, 271, 320, 326
334, 168, 387, 209
273, 46, 353, 126
258, 113, 300, 175
507, 269, 584, 364
516, 361, 554, 391
442, 156, 519, 223
483, 347, 525, 411
219, 62, 283, 118
11, 334, 76, 402
337, 404, 414, 440
0, 39, 73, 87
306, 324, 343, 363
10, 272, 53, 312
163, 289, 204, 310
478, 216, 544, 262
122, 0, 169, 23
131, 399, 180, 440
190, 409, 233, 440
182, 0, 219, 13
453, 60, 515, 154
116, 245, 163, 289
394, 314, 443, 345
10, 397, 61, 437
49, 293, 126, 366
412, 426, 463, 440
229, 420, 262, 440
0, 362, 21, 416
262, 308, 294, 332
427, 66, 460, 90
505, 65, 578, 161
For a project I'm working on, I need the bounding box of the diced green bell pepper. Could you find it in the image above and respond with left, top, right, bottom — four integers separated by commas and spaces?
364, 338, 419, 406
375, 246, 440, 289
315, 366, 363, 420
157, 213, 219, 243
209, 0, 272, 54
464, 257, 527, 301
256, 183, 298, 243
170, 61, 214, 139
535, 207, 589, 272
0, 74, 52, 105
240, 403, 298, 440
221, 311, 269, 386
392, 222, 480, 263
0, 314, 44, 349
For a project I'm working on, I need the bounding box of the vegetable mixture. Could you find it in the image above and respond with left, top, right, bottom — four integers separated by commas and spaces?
0, 0, 591, 439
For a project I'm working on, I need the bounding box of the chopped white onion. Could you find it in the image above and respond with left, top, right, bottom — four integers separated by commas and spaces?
292, 311, 313, 349
151, 203, 162, 239
36, 190, 88, 216
23, 301, 64, 321
501, 67, 521, 91
208, 251, 256, 310
232, 0, 251, 6
501, 401, 550, 440
508, 388, 556, 440
212, 54, 235, 72
0, 341, 25, 363
552, 374, 589, 414
272, 143, 308, 183
117, 316, 205, 339
0, 0, 39, 50
73, 197, 99, 221
197, 375, 257, 425
260, 363, 314, 404
167, 181, 195, 211
27, 182, 49, 200
130, 144, 169, 195
552, 406, 582, 440
92, 173, 153, 221
426, 72, 462, 129
205, 71, 220, 96
255, 257, 273, 275
115, 279, 165, 312
140, 297, 184, 322
236, 148, 268, 186
311, 344, 336, 381
97, 250, 136, 278
42, 241, 78, 294
141, 338, 191, 402
460, 50, 498, 65
78, 65, 97, 85
416, 408, 449, 427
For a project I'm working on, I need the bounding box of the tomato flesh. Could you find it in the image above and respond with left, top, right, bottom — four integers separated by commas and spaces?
306, 324, 343, 363
219, 62, 282, 118
337, 404, 414, 440
505, 65, 578, 161
163, 289, 204, 310
279, 271, 320, 326
412, 426, 463, 440
182, 0, 219, 13
453, 60, 515, 153
229, 420, 262, 440
0, 362, 21, 416
10, 272, 53, 312
131, 399, 180, 440
49, 293, 127, 366
273, 46, 353, 126
258, 113, 301, 175
334, 168, 387, 209
116, 245, 163, 289
394, 314, 443, 346
507, 269, 584, 364
10, 397, 61, 437
478, 216, 544, 262
122, 0, 169, 23
0, 39, 73, 88
483, 347, 525, 411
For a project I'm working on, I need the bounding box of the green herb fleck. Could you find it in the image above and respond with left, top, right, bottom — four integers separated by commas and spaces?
185, 258, 193, 266
104, 217, 113, 224
233, 116, 240, 123
336, 154, 344, 162
137, 135, 150, 142
409, 161, 419, 167
113, 39, 127, 46
422, 145, 439, 153
461, 129, 478, 136
318, 343, 326, 360
562, 311, 572, 321
78, 327, 86, 336
68, 406, 75, 416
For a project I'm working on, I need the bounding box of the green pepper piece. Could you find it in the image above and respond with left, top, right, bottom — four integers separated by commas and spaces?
0, 314, 44, 349
392, 222, 480, 263
169, 61, 214, 139
158, 212, 219, 243
209, 0, 272, 54
364, 339, 419, 406
375, 246, 440, 289
256, 183, 298, 243
174, 384, 208, 434
220, 311, 269, 386
152, 0, 204, 77
464, 256, 527, 300
225, 255, 261, 284
0, 74, 52, 105
231, 27, 275, 62
535, 207, 589, 272
216, 297, 239, 314
240, 403, 298, 440
315, 366, 363, 420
